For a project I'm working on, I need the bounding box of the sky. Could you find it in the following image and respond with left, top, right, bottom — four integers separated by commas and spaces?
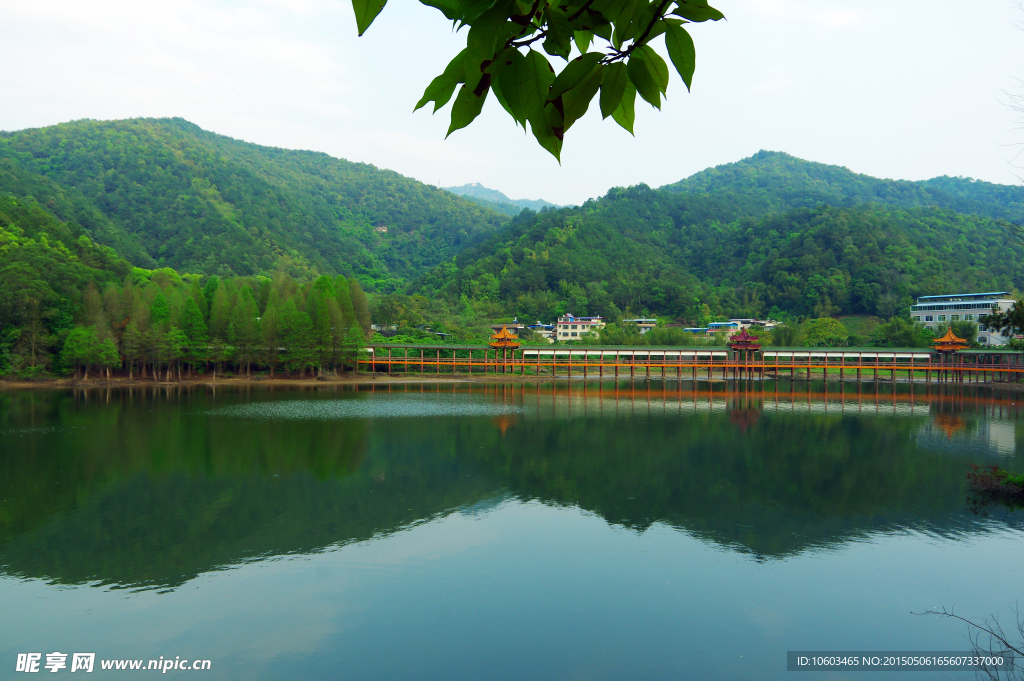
1, 0, 1023, 206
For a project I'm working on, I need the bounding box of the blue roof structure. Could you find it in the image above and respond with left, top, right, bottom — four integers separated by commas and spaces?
918, 292, 1009, 300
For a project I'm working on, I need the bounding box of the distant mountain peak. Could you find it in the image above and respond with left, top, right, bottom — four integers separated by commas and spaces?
444, 183, 558, 216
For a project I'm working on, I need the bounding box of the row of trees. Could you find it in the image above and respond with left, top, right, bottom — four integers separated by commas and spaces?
27, 268, 372, 380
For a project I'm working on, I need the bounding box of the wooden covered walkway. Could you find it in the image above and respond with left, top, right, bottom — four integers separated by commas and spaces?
359, 345, 1024, 383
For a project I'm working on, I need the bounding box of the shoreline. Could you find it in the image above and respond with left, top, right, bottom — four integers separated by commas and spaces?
3, 372, 1024, 391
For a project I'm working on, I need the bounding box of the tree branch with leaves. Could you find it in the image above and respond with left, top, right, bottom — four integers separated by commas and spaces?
351, 0, 723, 160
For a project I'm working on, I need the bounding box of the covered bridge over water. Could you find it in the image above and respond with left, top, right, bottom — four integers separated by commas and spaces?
361, 344, 1024, 383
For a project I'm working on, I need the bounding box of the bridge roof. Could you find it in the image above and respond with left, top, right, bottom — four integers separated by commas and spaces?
363, 343, 1024, 354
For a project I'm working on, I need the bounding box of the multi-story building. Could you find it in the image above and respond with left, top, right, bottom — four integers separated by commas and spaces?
556, 314, 605, 340
910, 292, 1016, 345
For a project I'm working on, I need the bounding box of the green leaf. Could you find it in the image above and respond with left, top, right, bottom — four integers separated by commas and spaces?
627, 55, 661, 108
467, 1, 515, 67
573, 30, 594, 54
492, 49, 526, 125
549, 52, 603, 99
518, 49, 557, 122
414, 50, 467, 112
626, 1, 660, 44
637, 45, 669, 93
670, 1, 724, 22
446, 83, 489, 138
611, 0, 640, 49
591, 0, 630, 24
611, 80, 636, 134
599, 62, 628, 119
664, 23, 695, 90
352, 0, 387, 35
518, 50, 562, 160
543, 6, 574, 59
418, 0, 459, 20
454, 0, 505, 25
560, 64, 604, 131
591, 21, 613, 41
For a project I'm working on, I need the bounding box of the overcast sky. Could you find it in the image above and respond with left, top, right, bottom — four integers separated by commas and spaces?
2, 0, 1023, 205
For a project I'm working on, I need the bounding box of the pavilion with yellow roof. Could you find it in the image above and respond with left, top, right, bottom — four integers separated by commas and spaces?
489, 325, 521, 350
489, 325, 521, 374
932, 327, 968, 354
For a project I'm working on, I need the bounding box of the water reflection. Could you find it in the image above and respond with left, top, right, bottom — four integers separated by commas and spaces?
1, 380, 1022, 590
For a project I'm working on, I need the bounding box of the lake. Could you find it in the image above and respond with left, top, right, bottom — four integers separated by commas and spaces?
1, 380, 1023, 680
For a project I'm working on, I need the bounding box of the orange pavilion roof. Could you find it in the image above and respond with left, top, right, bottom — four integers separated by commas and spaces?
489, 325, 521, 349
932, 327, 968, 351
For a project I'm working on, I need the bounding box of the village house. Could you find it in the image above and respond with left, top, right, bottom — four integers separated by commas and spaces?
556, 314, 606, 340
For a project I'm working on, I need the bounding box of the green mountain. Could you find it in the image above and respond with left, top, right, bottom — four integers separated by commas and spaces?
661, 150, 1024, 223
0, 118, 509, 289
416, 174, 1024, 323
445, 182, 558, 216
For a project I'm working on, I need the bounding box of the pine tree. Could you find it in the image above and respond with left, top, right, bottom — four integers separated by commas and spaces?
181, 296, 208, 374
349, 278, 371, 338
150, 292, 170, 329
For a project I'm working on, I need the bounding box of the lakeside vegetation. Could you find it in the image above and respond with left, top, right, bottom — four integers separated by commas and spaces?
0, 192, 371, 378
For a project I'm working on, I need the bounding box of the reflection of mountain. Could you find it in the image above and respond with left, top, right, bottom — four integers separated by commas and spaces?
1, 383, 1022, 588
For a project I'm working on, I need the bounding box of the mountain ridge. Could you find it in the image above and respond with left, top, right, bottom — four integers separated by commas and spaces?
661, 150, 1024, 223
0, 117, 510, 290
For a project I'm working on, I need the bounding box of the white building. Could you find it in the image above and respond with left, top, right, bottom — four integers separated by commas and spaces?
910, 292, 1015, 345
622, 318, 657, 334
556, 314, 605, 340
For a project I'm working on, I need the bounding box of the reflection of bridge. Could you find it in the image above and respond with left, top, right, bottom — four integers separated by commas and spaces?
364, 379, 1024, 420
361, 345, 1024, 383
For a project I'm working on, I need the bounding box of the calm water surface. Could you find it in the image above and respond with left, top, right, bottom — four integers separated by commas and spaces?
2, 381, 1024, 680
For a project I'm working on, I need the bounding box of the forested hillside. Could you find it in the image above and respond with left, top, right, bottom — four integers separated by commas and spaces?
5, 130, 1024, 378
415, 183, 1024, 323
0, 118, 508, 288
662, 150, 1024, 223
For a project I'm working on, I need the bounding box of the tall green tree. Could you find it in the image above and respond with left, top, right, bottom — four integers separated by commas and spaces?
181, 296, 208, 374
61, 326, 99, 380
802, 318, 849, 348
349, 278, 371, 338
228, 287, 260, 376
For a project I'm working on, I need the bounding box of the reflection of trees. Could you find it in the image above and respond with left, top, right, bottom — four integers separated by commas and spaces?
458, 401, 1022, 557
2, 385, 1023, 589
0, 388, 500, 588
